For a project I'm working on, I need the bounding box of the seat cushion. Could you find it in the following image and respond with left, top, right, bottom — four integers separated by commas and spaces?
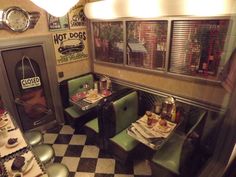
46, 163, 69, 177
33, 144, 55, 164
151, 133, 185, 175
64, 105, 87, 118
24, 131, 43, 146
84, 118, 99, 133
110, 129, 139, 152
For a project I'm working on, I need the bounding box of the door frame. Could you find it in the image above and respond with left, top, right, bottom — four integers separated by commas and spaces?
0, 35, 64, 130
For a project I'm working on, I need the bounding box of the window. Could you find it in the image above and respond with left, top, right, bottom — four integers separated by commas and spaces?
93, 21, 124, 64
92, 18, 230, 82
169, 20, 230, 80
126, 21, 168, 69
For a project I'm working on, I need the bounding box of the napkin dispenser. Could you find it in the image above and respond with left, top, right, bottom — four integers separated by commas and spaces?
99, 76, 111, 92
161, 96, 176, 121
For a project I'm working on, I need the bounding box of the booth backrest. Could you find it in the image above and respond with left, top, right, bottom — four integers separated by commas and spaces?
102, 90, 139, 138
96, 88, 133, 136
113, 91, 138, 134
68, 74, 94, 97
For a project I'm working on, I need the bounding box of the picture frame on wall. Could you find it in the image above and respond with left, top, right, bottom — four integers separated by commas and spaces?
52, 29, 88, 65
68, 4, 87, 29
47, 14, 69, 31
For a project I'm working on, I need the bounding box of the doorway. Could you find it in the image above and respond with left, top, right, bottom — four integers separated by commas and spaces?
1, 45, 55, 131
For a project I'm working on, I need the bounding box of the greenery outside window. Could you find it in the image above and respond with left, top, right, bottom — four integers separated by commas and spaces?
93, 21, 123, 64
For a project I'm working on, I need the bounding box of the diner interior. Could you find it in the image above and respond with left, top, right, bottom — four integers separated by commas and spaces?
0, 0, 236, 177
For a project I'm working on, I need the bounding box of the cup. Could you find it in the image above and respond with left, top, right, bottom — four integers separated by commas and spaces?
147, 116, 153, 126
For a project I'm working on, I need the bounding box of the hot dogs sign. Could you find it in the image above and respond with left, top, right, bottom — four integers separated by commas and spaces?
52, 29, 88, 65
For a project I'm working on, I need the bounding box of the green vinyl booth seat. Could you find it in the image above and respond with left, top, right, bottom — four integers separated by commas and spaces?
83, 88, 133, 148
65, 105, 87, 119
103, 91, 140, 163
85, 117, 99, 134
110, 129, 139, 152
151, 109, 207, 177
64, 74, 96, 129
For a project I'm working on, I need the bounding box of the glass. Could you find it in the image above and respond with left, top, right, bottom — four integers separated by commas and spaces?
127, 21, 168, 69
170, 19, 230, 80
93, 21, 124, 64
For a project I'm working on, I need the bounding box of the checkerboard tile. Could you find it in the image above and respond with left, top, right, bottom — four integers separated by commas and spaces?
43, 133, 58, 144
43, 124, 152, 177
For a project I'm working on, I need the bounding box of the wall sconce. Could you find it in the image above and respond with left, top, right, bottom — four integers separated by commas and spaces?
30, 0, 80, 17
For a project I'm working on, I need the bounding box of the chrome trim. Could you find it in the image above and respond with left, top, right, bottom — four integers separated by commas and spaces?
94, 61, 222, 86
123, 21, 126, 66
95, 73, 225, 113
3, 6, 30, 32
165, 20, 172, 72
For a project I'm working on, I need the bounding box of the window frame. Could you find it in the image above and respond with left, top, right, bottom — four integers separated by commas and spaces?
91, 16, 231, 85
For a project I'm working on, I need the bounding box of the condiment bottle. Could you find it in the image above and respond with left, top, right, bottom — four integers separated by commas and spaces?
146, 111, 153, 126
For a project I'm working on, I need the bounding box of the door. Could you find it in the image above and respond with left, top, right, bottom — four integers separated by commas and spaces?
1, 45, 55, 131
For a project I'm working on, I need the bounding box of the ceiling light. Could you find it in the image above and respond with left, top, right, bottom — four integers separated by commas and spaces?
84, 0, 236, 20
30, 0, 80, 17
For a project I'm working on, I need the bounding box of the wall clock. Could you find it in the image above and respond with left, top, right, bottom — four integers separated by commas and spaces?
0, 6, 40, 32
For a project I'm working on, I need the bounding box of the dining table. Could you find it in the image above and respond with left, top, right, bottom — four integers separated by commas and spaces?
69, 89, 112, 111
0, 111, 46, 177
127, 112, 179, 150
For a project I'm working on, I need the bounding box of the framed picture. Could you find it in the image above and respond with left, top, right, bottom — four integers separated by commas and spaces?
68, 4, 87, 29
92, 21, 124, 64
52, 29, 88, 65
47, 14, 69, 31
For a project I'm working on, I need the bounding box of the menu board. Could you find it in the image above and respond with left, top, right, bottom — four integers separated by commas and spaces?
52, 29, 88, 65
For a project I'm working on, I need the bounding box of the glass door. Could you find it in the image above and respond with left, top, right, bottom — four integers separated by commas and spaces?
1, 45, 55, 131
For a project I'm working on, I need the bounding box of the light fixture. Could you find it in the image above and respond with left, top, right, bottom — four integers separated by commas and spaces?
84, 0, 162, 19
30, 0, 80, 17
84, 0, 236, 20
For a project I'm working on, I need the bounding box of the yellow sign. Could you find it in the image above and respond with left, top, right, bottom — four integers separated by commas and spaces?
52, 29, 88, 65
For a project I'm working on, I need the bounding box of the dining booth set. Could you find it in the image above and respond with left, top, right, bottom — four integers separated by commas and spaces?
59, 73, 208, 177
0, 110, 70, 177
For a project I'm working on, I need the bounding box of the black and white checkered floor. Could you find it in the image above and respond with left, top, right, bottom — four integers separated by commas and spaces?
43, 124, 153, 177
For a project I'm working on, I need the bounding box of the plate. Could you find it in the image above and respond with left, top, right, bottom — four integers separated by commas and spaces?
10, 157, 34, 175
86, 93, 100, 100
0, 118, 9, 128
152, 123, 171, 133
5, 138, 21, 148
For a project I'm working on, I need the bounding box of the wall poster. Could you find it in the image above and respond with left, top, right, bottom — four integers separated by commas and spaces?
68, 4, 86, 29
52, 29, 88, 65
47, 14, 69, 31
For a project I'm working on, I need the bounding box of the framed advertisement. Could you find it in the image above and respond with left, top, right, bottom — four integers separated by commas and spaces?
47, 14, 69, 31
68, 4, 87, 29
52, 29, 88, 65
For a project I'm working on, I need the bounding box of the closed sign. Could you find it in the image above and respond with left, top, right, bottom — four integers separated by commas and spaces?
21, 77, 41, 89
